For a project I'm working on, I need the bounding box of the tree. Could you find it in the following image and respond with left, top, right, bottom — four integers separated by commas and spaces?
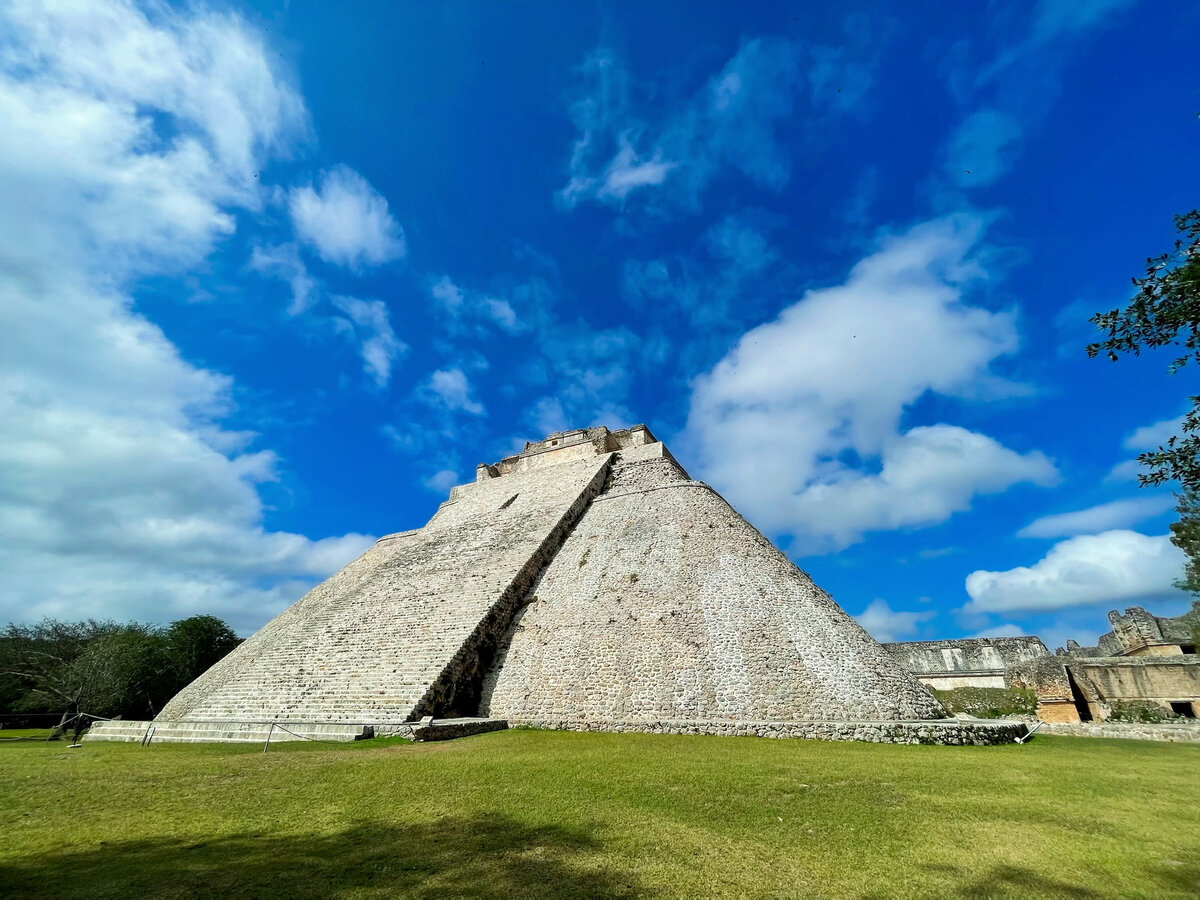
164, 616, 239, 681
1088, 210, 1200, 489
1170, 490, 1200, 595
0, 615, 241, 738
157, 615, 240, 706
1089, 210, 1200, 595
0, 620, 158, 740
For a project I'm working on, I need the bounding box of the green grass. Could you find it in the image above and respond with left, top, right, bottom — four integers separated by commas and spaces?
1, 729, 1198, 898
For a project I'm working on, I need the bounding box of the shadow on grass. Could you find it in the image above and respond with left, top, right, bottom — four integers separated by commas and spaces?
870, 855, 1200, 899
0, 814, 642, 899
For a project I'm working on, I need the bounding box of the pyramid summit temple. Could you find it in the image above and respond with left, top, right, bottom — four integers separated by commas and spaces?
88, 425, 1025, 745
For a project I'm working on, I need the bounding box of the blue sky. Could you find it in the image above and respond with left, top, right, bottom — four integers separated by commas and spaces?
2, 0, 1198, 647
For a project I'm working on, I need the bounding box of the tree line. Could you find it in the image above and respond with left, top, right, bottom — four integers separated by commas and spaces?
0, 615, 240, 740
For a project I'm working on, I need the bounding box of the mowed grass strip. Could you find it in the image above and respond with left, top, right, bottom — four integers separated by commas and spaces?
1, 729, 1197, 898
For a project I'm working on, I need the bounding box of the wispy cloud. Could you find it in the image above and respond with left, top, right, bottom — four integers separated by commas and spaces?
1018, 495, 1174, 539
938, 0, 1134, 192
429, 274, 531, 334
853, 599, 935, 642
330, 295, 406, 388
558, 36, 874, 211
248, 242, 317, 314
944, 108, 1021, 187
1123, 412, 1186, 451
290, 165, 406, 269
423, 368, 486, 416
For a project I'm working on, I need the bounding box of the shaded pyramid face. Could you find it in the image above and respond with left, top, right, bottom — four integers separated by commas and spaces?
159, 426, 944, 727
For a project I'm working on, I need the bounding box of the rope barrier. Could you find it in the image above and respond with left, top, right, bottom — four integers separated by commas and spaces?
262, 722, 383, 751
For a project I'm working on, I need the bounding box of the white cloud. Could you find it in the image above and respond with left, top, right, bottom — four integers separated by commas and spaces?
945, 108, 1021, 187
1018, 495, 1174, 539
483, 297, 518, 330
853, 599, 934, 642
1105, 459, 1142, 483
1123, 413, 1185, 451
422, 469, 459, 493
428, 274, 528, 333
290, 165, 405, 269
598, 138, 676, 199
431, 276, 467, 314
790, 426, 1057, 550
248, 242, 317, 314
685, 214, 1054, 552
330, 295, 406, 387
964, 530, 1186, 614
1103, 412, 1187, 482
424, 368, 485, 416
558, 37, 871, 210
0, 0, 371, 632
530, 397, 569, 437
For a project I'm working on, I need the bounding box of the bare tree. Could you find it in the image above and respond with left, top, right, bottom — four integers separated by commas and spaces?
0, 620, 159, 740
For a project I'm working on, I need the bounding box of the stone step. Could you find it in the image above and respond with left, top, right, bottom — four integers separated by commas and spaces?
84, 720, 373, 744
84, 717, 509, 744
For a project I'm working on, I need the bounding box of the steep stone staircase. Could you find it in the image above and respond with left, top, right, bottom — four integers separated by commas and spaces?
140, 455, 614, 738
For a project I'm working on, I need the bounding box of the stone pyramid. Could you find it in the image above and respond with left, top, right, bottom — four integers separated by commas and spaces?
91, 426, 1026, 744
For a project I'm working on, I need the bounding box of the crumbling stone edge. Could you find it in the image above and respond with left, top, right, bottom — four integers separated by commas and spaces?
1039, 722, 1200, 742
517, 718, 1028, 745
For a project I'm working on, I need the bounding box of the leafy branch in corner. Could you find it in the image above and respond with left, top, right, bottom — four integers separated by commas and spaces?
1088, 210, 1200, 489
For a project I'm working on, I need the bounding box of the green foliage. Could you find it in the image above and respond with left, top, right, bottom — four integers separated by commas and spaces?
1088, 210, 1200, 489
930, 687, 1037, 718
1171, 495, 1200, 596
1088, 211, 1200, 593
0, 615, 240, 731
2, 730, 1199, 897
164, 616, 239, 677
1106, 700, 1181, 724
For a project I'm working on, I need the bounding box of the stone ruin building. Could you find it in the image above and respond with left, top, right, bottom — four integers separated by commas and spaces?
88, 425, 1024, 745
887, 605, 1200, 724
1015, 604, 1200, 724
883, 637, 1050, 690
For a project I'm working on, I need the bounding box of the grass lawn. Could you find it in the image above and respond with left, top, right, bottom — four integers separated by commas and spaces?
1, 729, 1198, 899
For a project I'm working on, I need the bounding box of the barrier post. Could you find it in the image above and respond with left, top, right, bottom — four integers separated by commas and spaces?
263, 722, 275, 753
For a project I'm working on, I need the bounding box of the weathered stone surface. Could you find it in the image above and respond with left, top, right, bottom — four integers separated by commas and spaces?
84, 720, 373, 743
85, 717, 508, 744
1062, 603, 1200, 657
884, 637, 1049, 689
515, 718, 1025, 745
152, 425, 951, 744
158, 453, 612, 724
481, 447, 944, 724
1039, 721, 1200, 742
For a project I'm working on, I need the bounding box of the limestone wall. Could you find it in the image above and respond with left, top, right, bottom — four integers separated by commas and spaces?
524, 718, 1025, 745
1064, 602, 1200, 656
1071, 657, 1200, 716
158, 455, 613, 723
481, 453, 945, 724
884, 637, 1049, 689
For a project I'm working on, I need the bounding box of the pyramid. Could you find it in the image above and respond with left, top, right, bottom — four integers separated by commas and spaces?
89, 426, 1028, 745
